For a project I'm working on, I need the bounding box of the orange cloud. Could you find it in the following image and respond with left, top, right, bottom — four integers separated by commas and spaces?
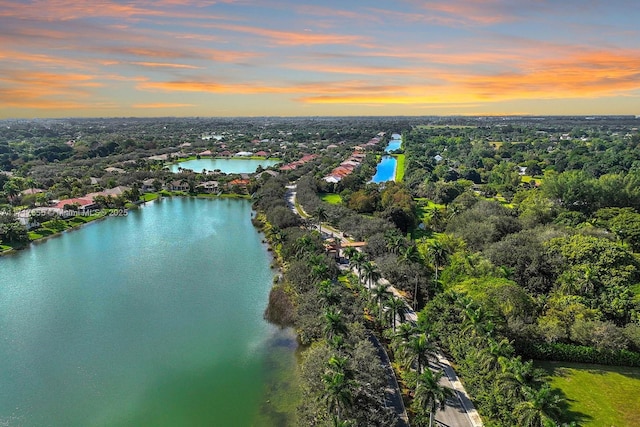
201, 23, 371, 47
0, 69, 111, 111
453, 50, 640, 99
132, 102, 196, 108
286, 63, 421, 76
130, 61, 202, 69
137, 80, 286, 94
398, 0, 517, 26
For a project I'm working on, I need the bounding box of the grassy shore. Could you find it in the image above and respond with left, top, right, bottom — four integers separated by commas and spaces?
537, 360, 640, 426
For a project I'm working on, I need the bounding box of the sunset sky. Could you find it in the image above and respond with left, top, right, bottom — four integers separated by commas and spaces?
1, 0, 639, 118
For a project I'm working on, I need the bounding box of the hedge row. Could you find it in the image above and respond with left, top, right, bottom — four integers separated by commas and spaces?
518, 340, 640, 367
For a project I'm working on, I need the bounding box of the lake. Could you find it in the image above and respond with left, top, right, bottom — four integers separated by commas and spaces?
0, 198, 298, 426
371, 136, 401, 183
370, 156, 397, 183
169, 158, 281, 174
385, 134, 402, 153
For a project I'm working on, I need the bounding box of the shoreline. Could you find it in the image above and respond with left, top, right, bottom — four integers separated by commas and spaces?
1, 193, 251, 257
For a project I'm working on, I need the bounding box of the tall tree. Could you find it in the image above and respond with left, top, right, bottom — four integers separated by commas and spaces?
385, 295, 406, 331
401, 333, 435, 373
322, 371, 353, 422
426, 239, 449, 284
324, 308, 348, 340
314, 205, 328, 235
361, 261, 381, 291
413, 368, 453, 427
371, 283, 392, 321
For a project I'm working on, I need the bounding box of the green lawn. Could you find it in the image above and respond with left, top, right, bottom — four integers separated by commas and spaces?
141, 193, 160, 202
319, 193, 342, 205
537, 361, 640, 427
521, 175, 544, 185
394, 154, 405, 182
414, 198, 446, 222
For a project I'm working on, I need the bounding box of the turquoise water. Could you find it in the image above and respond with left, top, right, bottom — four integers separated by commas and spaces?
170, 158, 280, 174
371, 156, 397, 183
0, 198, 297, 426
385, 137, 402, 153
385, 141, 402, 153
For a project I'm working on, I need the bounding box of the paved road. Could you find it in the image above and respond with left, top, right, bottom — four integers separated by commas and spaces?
285, 184, 483, 427
368, 333, 410, 427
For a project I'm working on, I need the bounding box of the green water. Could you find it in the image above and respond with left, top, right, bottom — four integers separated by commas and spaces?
0, 198, 298, 426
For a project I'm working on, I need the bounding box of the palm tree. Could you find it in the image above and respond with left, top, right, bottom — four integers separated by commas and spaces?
514, 385, 563, 427
461, 304, 494, 338
371, 283, 392, 321
343, 246, 357, 261
360, 261, 381, 291
294, 235, 316, 258
498, 356, 547, 400
24, 177, 36, 192
384, 230, 405, 254
312, 262, 330, 281
3, 180, 20, 204
401, 333, 435, 373
328, 335, 345, 350
385, 295, 406, 331
314, 206, 328, 235
392, 322, 416, 353
398, 244, 422, 307
447, 204, 460, 221
428, 207, 444, 232
268, 227, 284, 246
322, 371, 353, 421
473, 337, 514, 372
317, 280, 340, 307
413, 368, 453, 427
348, 251, 366, 284
327, 354, 354, 380
399, 243, 421, 264
324, 308, 347, 340
426, 240, 448, 284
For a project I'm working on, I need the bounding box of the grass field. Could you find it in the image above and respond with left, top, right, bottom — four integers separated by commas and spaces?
319, 193, 342, 204
521, 175, 544, 185
414, 198, 446, 222
537, 361, 640, 427
394, 154, 405, 182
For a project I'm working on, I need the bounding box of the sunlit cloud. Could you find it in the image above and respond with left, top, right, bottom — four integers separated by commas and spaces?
132, 102, 196, 108
203, 23, 371, 47
130, 62, 203, 69
0, 0, 637, 117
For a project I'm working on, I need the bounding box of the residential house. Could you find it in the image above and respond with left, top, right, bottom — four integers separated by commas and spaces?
166, 180, 190, 192
197, 181, 220, 193
141, 179, 156, 193
54, 197, 99, 212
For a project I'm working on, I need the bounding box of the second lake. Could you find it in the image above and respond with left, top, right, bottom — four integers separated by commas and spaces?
169, 158, 281, 174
